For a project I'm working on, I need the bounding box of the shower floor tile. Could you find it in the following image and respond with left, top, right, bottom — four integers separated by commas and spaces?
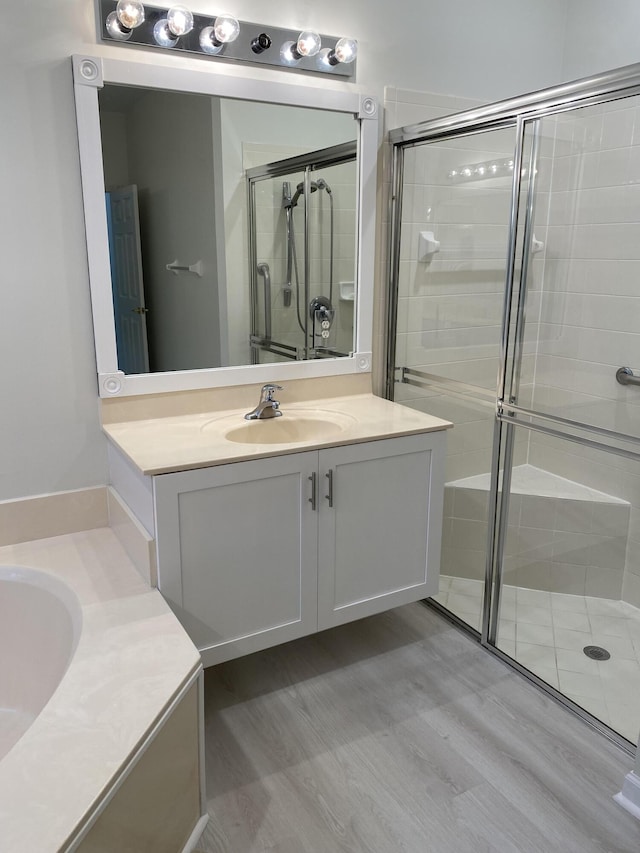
434, 575, 640, 744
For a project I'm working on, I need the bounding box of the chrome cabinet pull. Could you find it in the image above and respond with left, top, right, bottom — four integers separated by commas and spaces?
325, 469, 334, 507
308, 472, 317, 510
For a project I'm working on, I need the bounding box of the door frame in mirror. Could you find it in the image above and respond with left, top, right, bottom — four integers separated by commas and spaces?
72, 54, 378, 398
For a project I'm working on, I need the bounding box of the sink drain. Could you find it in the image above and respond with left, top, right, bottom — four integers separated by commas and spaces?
583, 645, 610, 661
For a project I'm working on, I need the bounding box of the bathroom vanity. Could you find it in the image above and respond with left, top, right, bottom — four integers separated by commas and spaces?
103, 382, 451, 667
73, 50, 451, 669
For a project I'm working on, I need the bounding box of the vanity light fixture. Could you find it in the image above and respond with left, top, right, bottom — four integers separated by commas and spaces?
280, 31, 321, 65
318, 36, 358, 68
153, 4, 194, 46
199, 13, 240, 54
447, 157, 518, 182
251, 33, 272, 54
98, 0, 358, 77
106, 0, 146, 39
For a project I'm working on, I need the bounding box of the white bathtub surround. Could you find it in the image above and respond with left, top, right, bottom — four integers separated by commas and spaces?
107, 486, 157, 585
0, 528, 201, 852
0, 486, 108, 546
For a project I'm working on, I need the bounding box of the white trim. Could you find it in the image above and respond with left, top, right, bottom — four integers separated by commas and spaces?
181, 814, 209, 853
72, 53, 378, 398
614, 771, 640, 821
74, 77, 119, 376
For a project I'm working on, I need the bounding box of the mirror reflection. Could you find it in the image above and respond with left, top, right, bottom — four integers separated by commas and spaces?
248, 145, 357, 364
98, 85, 358, 374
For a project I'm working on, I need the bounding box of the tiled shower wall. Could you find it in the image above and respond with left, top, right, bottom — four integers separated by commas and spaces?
385, 87, 519, 484
249, 152, 357, 360
525, 98, 640, 606
387, 88, 640, 606
219, 101, 356, 366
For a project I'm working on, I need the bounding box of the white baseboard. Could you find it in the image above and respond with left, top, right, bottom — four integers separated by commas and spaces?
614, 771, 640, 821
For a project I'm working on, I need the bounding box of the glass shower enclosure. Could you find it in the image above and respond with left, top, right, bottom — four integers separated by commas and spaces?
387, 64, 640, 752
247, 142, 358, 364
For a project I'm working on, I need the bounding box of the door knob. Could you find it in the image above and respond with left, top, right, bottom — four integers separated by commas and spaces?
132, 306, 149, 314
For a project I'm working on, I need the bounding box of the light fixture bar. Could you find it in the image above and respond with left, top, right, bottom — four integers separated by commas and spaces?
98, 0, 357, 78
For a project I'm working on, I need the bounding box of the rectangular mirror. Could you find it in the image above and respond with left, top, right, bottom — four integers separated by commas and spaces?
73, 55, 378, 397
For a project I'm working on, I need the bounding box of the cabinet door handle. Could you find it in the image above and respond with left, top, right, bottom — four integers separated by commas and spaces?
325, 469, 334, 507
308, 472, 317, 511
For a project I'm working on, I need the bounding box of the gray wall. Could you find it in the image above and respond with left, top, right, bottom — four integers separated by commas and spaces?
562, 0, 640, 82
3, 0, 635, 501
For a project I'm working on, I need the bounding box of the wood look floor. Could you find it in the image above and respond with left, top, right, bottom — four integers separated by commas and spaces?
199, 604, 640, 853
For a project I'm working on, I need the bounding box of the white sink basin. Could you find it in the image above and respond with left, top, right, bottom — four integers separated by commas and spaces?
221, 410, 356, 445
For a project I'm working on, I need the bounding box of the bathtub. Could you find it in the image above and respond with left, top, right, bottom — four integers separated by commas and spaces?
0, 566, 82, 761
0, 527, 202, 852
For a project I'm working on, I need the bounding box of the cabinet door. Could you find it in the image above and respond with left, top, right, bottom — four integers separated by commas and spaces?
154, 452, 318, 667
317, 432, 446, 631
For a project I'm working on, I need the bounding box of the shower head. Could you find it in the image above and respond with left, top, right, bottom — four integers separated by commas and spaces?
288, 180, 319, 207
316, 177, 332, 194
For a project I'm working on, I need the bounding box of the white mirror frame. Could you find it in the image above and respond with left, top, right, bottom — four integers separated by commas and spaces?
72, 54, 378, 398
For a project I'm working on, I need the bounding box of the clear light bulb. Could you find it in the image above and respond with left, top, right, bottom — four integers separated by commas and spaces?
296, 31, 321, 57
213, 14, 240, 44
333, 37, 357, 63
106, 10, 133, 39
199, 26, 224, 54
167, 5, 193, 36
280, 40, 301, 65
153, 18, 178, 46
116, 0, 145, 30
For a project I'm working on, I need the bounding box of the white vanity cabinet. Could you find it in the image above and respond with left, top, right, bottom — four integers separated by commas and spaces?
153, 431, 446, 668
154, 451, 319, 667
316, 434, 445, 631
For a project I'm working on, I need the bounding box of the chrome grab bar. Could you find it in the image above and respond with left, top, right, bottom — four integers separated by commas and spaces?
257, 262, 271, 340
616, 366, 640, 387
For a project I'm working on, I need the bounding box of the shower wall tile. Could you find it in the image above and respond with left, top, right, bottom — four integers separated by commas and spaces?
445, 450, 495, 482
622, 572, 640, 608
453, 487, 489, 522
440, 546, 486, 581
445, 467, 629, 599
524, 95, 640, 604
586, 566, 625, 599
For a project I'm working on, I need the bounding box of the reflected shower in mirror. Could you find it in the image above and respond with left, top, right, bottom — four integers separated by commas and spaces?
98, 84, 358, 374
247, 144, 357, 364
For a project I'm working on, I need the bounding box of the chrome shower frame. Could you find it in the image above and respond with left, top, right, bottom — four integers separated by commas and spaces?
386, 60, 640, 758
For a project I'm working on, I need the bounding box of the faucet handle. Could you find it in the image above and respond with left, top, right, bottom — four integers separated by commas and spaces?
261, 383, 283, 401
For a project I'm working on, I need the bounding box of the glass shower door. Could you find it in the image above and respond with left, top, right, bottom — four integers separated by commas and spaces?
389, 125, 519, 632
248, 146, 358, 364
495, 96, 640, 745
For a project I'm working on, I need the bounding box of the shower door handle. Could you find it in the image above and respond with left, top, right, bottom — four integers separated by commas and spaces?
616, 366, 640, 387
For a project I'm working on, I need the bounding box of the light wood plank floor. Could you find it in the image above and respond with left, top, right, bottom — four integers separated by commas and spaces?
199, 603, 640, 852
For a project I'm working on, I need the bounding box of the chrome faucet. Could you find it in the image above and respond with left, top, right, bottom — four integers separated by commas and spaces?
244, 384, 283, 420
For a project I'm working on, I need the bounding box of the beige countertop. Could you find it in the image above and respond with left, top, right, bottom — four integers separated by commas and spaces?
0, 528, 201, 853
103, 392, 453, 476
